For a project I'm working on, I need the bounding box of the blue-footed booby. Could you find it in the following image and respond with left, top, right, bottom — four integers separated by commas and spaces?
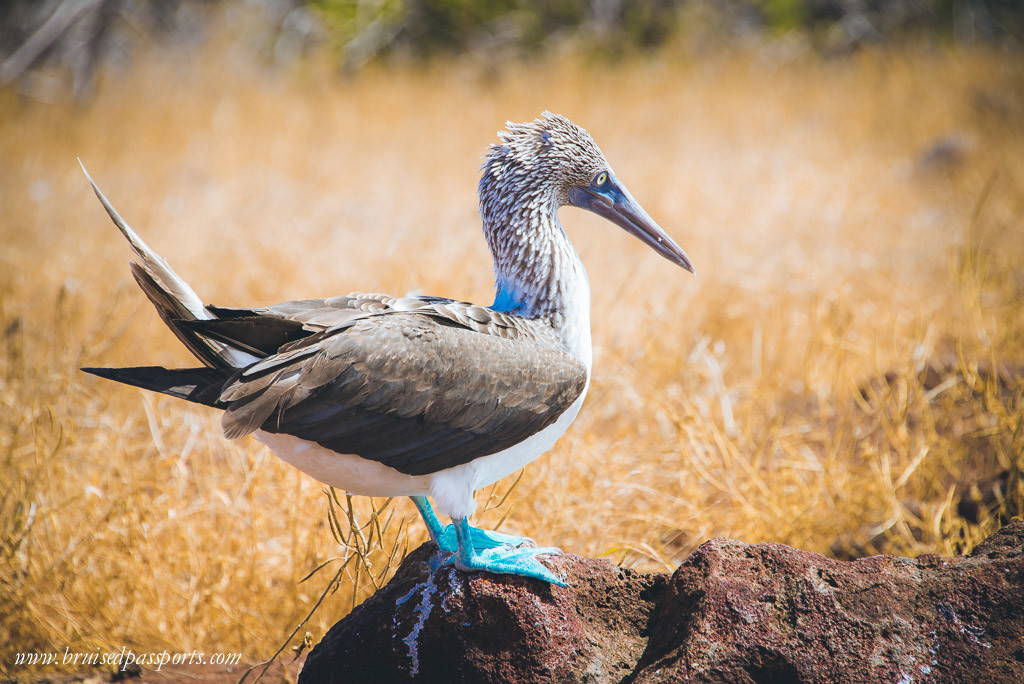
81, 112, 693, 586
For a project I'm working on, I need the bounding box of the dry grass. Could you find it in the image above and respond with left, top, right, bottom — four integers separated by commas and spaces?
1, 38, 1023, 675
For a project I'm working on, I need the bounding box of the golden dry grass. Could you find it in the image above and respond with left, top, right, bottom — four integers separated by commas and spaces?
1, 39, 1023, 675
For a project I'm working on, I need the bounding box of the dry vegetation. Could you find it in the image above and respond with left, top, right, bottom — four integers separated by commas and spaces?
1, 40, 1022, 676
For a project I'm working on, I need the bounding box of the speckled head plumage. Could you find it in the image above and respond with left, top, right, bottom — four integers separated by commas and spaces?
480, 112, 610, 211
478, 112, 694, 317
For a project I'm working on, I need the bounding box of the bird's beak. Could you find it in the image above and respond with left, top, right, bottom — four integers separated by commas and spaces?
568, 175, 694, 274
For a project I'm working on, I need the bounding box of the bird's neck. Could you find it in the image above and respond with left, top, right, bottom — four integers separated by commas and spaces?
481, 194, 592, 366
482, 192, 583, 314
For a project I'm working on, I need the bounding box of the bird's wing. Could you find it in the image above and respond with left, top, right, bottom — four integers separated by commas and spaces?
189, 293, 538, 361
205, 306, 585, 476
208, 292, 530, 337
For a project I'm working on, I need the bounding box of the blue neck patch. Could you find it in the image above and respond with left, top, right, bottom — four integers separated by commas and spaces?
491, 281, 528, 313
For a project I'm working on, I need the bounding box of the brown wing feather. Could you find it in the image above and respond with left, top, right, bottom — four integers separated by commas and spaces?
218, 312, 587, 476
210, 294, 533, 339
179, 318, 306, 357
129, 264, 230, 368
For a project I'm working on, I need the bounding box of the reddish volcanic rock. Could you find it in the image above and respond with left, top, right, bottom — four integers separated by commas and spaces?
300, 545, 666, 683
633, 526, 1024, 683
300, 523, 1024, 683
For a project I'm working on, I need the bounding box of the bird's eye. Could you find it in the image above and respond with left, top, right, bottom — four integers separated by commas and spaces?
593, 172, 608, 186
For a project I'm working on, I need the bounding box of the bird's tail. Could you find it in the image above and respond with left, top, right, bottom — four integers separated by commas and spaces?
80, 366, 234, 407
79, 161, 256, 369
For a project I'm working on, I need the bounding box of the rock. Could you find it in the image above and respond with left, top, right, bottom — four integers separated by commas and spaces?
634, 525, 1024, 683
300, 523, 1024, 683
299, 545, 666, 683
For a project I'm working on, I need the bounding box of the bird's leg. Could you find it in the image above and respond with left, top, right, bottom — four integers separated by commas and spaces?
451, 516, 566, 586
410, 496, 538, 552
410, 496, 457, 552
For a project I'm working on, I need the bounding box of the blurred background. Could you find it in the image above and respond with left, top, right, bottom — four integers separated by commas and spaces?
2, 0, 1023, 678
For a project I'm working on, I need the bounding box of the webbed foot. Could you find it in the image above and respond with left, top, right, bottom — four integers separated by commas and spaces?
450, 543, 566, 586
411, 496, 537, 552
409, 496, 565, 586
450, 517, 565, 586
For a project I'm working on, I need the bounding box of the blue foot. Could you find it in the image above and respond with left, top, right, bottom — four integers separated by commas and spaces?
409, 497, 565, 586
410, 496, 538, 553
451, 517, 566, 586
452, 544, 566, 586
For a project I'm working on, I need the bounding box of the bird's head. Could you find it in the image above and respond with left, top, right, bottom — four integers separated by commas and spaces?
480, 111, 694, 273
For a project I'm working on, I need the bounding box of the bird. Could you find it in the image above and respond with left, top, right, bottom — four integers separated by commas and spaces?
80, 112, 694, 586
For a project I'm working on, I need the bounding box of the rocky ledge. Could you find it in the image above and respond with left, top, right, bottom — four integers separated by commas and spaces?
300, 522, 1024, 683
